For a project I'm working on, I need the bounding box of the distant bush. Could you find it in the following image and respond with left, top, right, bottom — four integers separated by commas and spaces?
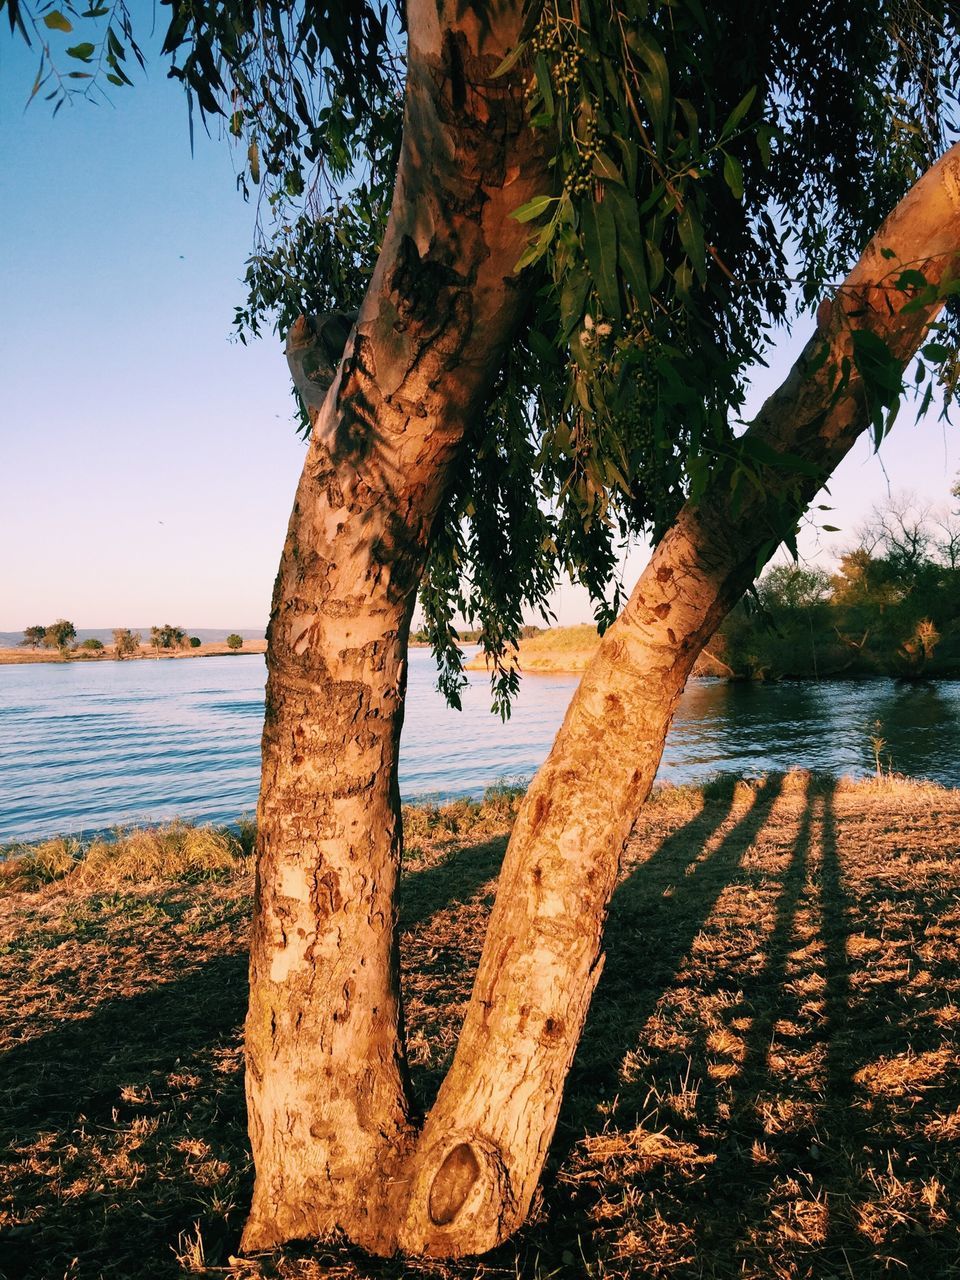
226, 633, 243, 650
79, 638, 104, 653
21, 625, 45, 649
189, 636, 202, 648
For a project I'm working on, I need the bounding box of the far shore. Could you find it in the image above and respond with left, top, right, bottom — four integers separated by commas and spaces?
0, 639, 267, 666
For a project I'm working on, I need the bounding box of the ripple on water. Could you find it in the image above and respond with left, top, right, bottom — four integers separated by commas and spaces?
3, 652, 960, 841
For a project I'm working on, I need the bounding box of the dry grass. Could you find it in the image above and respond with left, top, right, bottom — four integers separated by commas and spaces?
464, 625, 601, 674
1, 774, 959, 1279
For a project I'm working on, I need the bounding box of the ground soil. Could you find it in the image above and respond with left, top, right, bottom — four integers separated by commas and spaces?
1, 775, 958, 1279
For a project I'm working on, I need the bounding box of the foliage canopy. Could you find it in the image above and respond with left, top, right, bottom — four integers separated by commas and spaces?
7, 0, 960, 708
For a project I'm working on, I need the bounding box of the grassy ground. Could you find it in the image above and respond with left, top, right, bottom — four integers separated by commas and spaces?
1, 775, 958, 1279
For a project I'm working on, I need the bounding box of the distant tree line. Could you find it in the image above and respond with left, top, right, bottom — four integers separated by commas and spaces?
711, 487, 960, 681
20, 623, 210, 659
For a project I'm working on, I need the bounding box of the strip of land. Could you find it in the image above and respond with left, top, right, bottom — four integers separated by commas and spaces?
463, 625, 731, 677
0, 639, 267, 665
2, 773, 958, 1279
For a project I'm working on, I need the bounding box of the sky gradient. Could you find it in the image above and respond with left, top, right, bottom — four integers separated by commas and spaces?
2, 30, 958, 632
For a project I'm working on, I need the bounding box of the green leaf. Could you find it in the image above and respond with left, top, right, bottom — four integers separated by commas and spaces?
756, 123, 775, 167
720, 86, 757, 140
645, 238, 665, 291
627, 30, 670, 149
677, 204, 706, 281
922, 341, 952, 362
533, 52, 554, 118
43, 11, 73, 31
559, 269, 591, 340
606, 186, 650, 312
66, 42, 96, 62
581, 198, 621, 321
722, 152, 743, 200
491, 41, 527, 79
511, 195, 557, 224
591, 152, 624, 185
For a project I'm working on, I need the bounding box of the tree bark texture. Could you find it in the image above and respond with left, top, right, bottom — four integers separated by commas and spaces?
392, 145, 960, 1256
242, 1, 552, 1255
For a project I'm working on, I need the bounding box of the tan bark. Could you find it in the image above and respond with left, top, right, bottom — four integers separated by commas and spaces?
241, 1, 552, 1255
394, 145, 960, 1256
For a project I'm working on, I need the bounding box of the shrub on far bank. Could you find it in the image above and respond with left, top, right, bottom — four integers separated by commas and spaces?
189, 636, 201, 648
78, 638, 104, 653
226, 633, 243, 650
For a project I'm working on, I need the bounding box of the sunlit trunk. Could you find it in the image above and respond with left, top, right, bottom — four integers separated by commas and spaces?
241, 0, 551, 1254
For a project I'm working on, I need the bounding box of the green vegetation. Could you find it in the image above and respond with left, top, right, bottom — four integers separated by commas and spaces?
78, 638, 104, 654
225, 634, 243, 651
189, 636, 202, 648
716, 492, 960, 680
150, 624, 187, 656
20, 625, 45, 649
41, 619, 76, 656
112, 628, 141, 658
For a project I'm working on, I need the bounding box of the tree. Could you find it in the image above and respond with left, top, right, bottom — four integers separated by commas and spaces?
78, 637, 104, 653
7, 0, 960, 1261
112, 628, 141, 658
189, 635, 202, 648
150, 624, 186, 655
20, 625, 45, 648
42, 619, 76, 656
226, 633, 243, 650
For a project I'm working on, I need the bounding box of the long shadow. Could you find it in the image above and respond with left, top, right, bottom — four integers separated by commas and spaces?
399, 833, 508, 933
816, 786, 957, 1276
0, 834, 511, 1280
560, 774, 785, 1123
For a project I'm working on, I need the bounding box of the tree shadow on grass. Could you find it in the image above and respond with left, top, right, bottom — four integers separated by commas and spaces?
0, 832, 513, 1280
528, 774, 960, 1280
4, 778, 958, 1280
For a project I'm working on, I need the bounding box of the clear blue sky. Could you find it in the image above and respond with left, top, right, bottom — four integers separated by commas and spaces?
2, 31, 957, 632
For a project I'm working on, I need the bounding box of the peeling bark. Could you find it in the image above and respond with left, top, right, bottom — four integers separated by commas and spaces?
393, 145, 960, 1256
241, 0, 552, 1256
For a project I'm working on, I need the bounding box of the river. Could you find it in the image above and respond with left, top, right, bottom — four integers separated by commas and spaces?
2, 650, 960, 842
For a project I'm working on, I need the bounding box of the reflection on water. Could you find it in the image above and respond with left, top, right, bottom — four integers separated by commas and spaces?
2, 650, 960, 841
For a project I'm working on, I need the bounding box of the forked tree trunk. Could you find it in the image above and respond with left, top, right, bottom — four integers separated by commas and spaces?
393, 144, 960, 1256
241, 1, 551, 1255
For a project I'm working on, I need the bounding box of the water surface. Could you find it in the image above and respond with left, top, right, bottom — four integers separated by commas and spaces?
2, 650, 959, 841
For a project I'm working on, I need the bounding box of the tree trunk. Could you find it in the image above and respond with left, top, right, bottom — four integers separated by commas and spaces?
241, 1, 551, 1255
394, 144, 960, 1256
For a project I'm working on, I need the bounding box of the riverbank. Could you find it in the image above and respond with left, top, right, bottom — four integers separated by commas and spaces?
2, 772, 958, 1279
0, 639, 267, 665
463, 623, 960, 680
463, 625, 736, 677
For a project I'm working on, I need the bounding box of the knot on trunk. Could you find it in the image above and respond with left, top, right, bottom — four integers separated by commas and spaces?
428, 1142, 481, 1225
